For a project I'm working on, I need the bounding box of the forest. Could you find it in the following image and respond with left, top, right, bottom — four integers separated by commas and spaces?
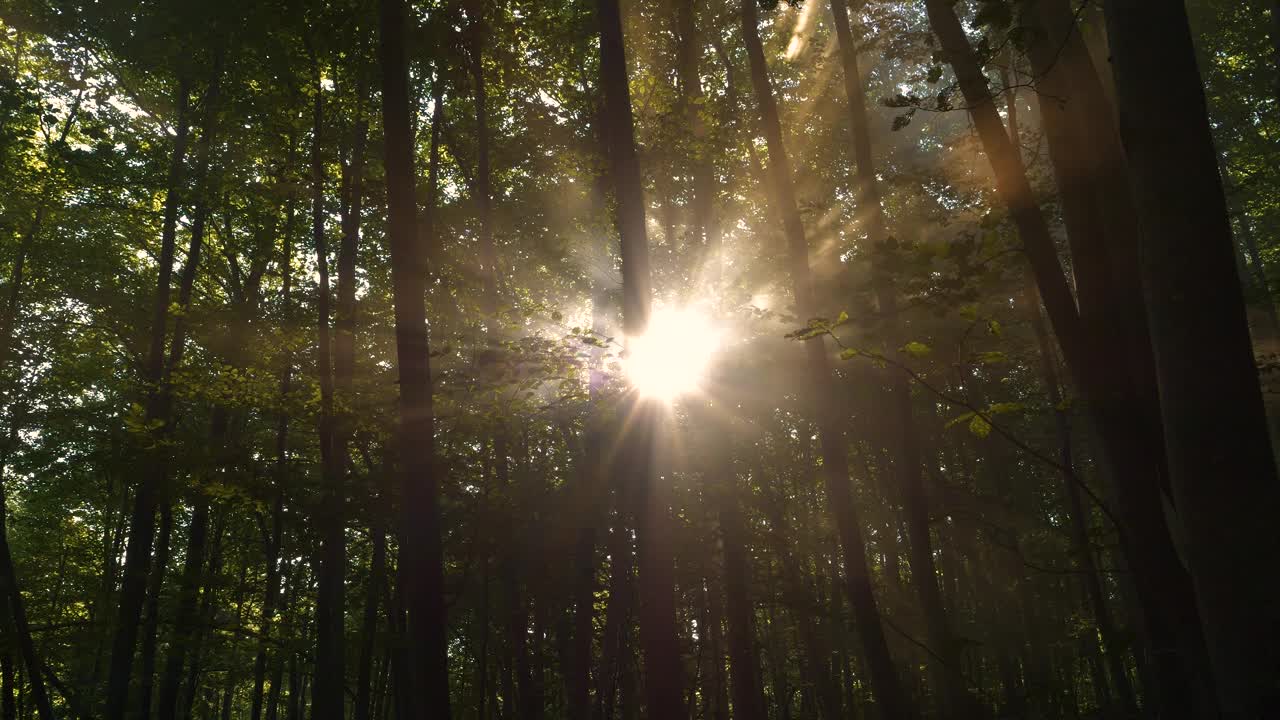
0, 0, 1278, 718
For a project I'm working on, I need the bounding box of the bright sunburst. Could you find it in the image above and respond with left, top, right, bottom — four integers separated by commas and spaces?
624, 307, 724, 402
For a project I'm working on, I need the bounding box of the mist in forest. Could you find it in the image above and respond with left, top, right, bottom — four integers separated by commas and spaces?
0, 0, 1277, 718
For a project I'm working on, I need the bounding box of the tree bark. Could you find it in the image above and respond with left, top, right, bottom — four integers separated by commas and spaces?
924, 3, 1217, 715
738, 3, 910, 717
1105, 3, 1280, 714
309, 56, 348, 719
828, 1, 969, 713
594, 0, 684, 718
717, 476, 767, 720
378, 2, 452, 718
136, 506, 173, 720
104, 72, 192, 720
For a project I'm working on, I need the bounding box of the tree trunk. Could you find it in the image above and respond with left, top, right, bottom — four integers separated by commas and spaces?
718, 476, 767, 720
1105, 3, 1280, 714
103, 72, 192, 720
156, 493, 211, 720
595, 0, 684, 717
738, 3, 909, 717
252, 179, 297, 720
378, 2, 452, 718
924, 3, 1218, 715
354, 508, 387, 720
674, 0, 716, 267
828, 1, 968, 713
310, 60, 347, 720
137, 506, 173, 720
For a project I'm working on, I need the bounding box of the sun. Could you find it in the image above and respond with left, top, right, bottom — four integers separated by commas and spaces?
624, 307, 724, 402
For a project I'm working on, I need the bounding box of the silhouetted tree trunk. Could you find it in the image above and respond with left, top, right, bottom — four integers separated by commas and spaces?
252, 169, 298, 720
137, 506, 173, 720
828, 1, 968, 713
738, 3, 909, 717
1105, 3, 1280, 714
672, 0, 716, 267
717, 476, 766, 720
355, 471, 388, 720
104, 71, 191, 720
310, 57, 347, 720
924, 3, 1218, 715
379, 1, 452, 717
595, 0, 685, 717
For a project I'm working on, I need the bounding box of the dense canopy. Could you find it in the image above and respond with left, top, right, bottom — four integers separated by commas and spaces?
0, 0, 1277, 719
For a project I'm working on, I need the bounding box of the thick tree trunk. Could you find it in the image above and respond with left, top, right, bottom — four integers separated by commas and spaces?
924, 3, 1218, 716
594, 0, 684, 717
738, 3, 909, 717
1105, 3, 1280, 715
104, 73, 192, 720
378, 2, 452, 718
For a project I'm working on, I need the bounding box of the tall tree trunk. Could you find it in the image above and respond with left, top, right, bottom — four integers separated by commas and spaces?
674, 0, 716, 266
378, 2, 452, 718
738, 3, 909, 717
354, 498, 388, 720
156, 491, 212, 720
924, 3, 1218, 716
0, 641, 12, 720
717, 476, 767, 720
310, 61, 347, 720
1105, 3, 1280, 715
104, 72, 192, 720
252, 177, 298, 720
1002, 47, 1136, 713
137, 506, 174, 720
828, 1, 967, 713
595, 0, 684, 716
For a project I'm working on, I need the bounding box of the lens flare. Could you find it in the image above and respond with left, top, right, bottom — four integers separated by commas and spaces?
624, 307, 724, 402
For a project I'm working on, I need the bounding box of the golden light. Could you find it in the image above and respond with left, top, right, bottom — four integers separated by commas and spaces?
625, 307, 724, 402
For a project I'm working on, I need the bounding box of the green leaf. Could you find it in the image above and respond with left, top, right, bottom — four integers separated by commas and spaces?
945, 411, 976, 429
968, 415, 992, 438
986, 401, 1023, 415
901, 341, 932, 358
976, 351, 1007, 365
987, 319, 1003, 336
834, 310, 849, 327
839, 348, 860, 360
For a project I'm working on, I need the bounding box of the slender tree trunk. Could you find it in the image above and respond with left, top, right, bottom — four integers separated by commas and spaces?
828, 1, 967, 713
156, 491, 211, 720
354, 509, 387, 720
738, 3, 909, 717
137, 507, 174, 720
1003, 46, 1136, 713
379, 2, 452, 718
253, 181, 297, 720
595, 0, 684, 717
717, 476, 767, 720
105, 73, 192, 720
1105, 3, 1280, 715
310, 61, 347, 720
674, 0, 716, 265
